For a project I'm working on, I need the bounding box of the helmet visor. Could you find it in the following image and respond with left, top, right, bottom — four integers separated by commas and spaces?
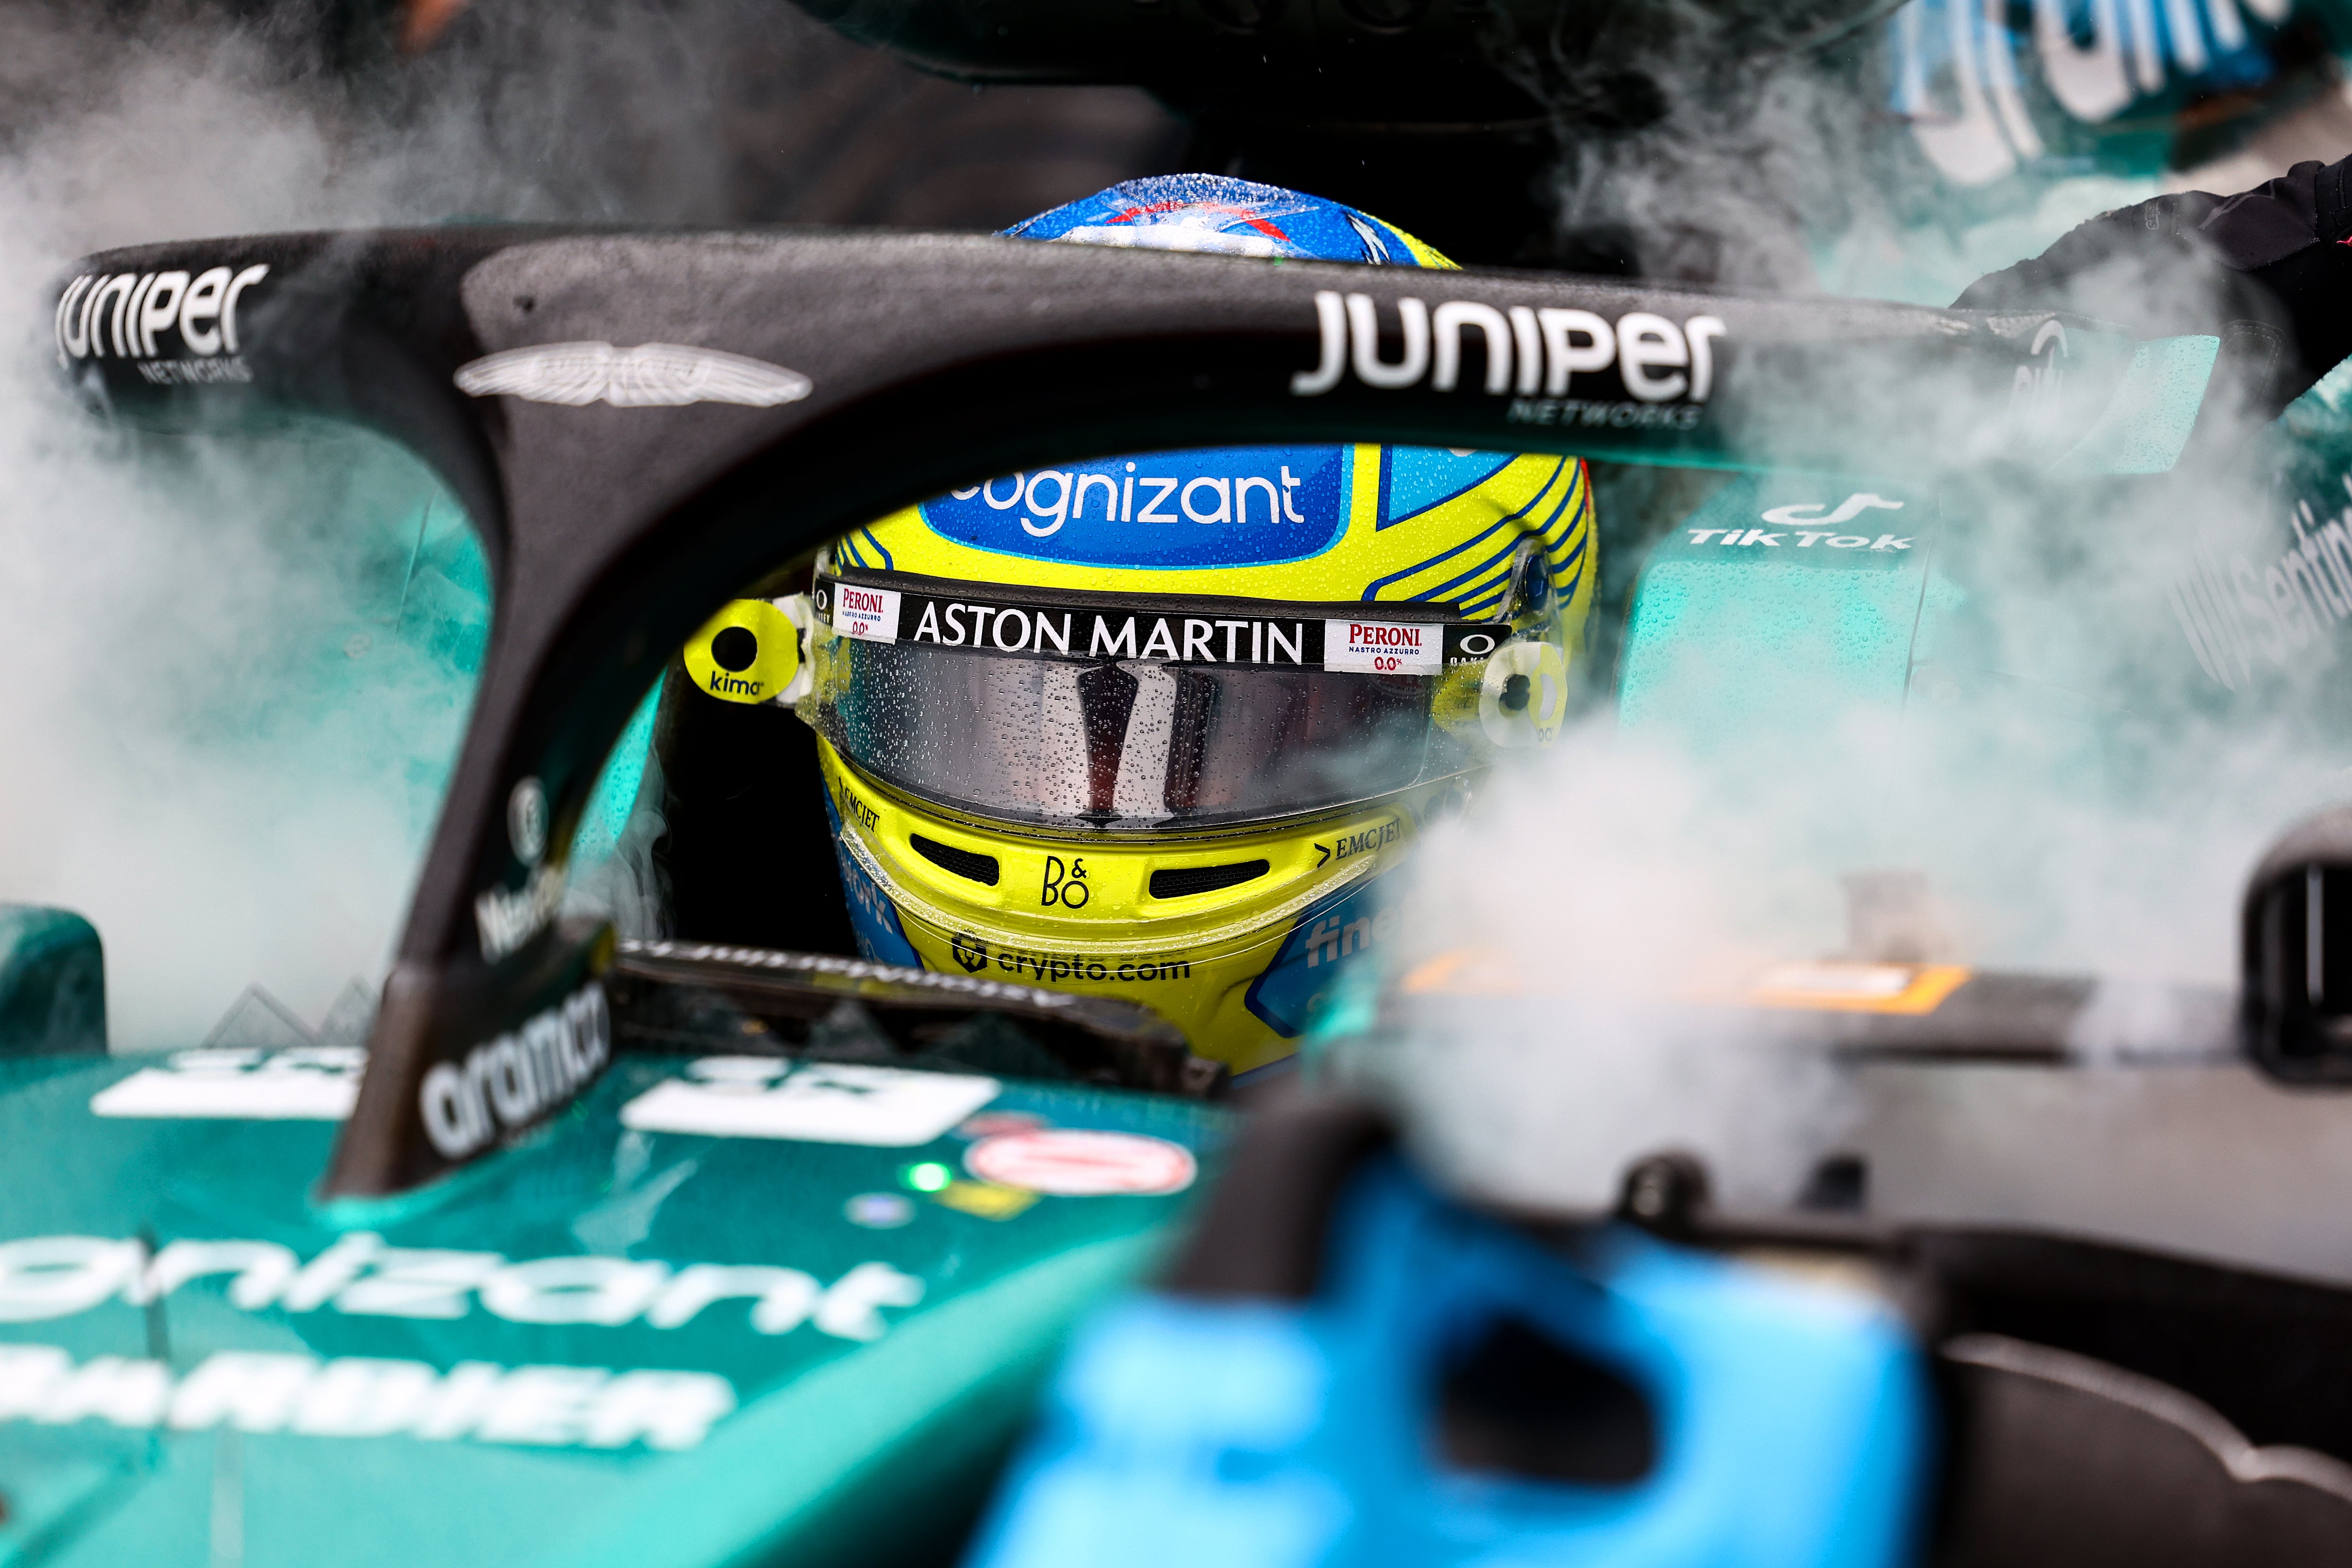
805, 571, 1521, 832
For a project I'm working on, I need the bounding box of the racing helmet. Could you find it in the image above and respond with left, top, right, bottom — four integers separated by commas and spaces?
792, 176, 1594, 1075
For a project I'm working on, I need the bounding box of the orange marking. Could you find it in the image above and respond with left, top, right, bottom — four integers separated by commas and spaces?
1397, 949, 1522, 997
1747, 963, 1972, 1015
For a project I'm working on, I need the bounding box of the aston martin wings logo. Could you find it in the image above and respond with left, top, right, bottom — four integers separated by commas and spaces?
453, 341, 814, 408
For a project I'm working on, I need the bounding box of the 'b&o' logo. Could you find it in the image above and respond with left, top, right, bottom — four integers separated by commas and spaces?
1041, 856, 1090, 909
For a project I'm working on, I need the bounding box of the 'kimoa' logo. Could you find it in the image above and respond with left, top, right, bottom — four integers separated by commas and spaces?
1290, 289, 1727, 405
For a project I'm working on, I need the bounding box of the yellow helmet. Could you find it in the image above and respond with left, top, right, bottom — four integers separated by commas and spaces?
796, 177, 1593, 1075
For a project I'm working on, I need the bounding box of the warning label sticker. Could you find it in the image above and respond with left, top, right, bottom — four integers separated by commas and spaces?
964, 1129, 1197, 1196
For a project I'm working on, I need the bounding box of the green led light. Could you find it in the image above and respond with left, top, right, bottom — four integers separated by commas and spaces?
902, 1161, 953, 1194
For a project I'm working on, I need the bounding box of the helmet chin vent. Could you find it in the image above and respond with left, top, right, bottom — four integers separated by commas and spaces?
910, 834, 1001, 887
1151, 860, 1271, 899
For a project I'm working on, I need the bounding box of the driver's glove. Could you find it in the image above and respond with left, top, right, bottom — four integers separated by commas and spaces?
1954, 155, 2352, 421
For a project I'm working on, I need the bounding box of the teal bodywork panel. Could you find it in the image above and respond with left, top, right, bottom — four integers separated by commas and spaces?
2049, 336, 2219, 478
0, 1050, 1225, 1566
1618, 476, 1936, 739
576, 686, 660, 869
0, 908, 104, 1057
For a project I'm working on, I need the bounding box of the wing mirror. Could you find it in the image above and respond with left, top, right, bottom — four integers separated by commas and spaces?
2242, 808, 2352, 1081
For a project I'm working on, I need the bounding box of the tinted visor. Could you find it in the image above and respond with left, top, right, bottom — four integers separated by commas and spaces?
806, 572, 1508, 832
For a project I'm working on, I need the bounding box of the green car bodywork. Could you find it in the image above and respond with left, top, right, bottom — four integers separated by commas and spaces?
0, 389, 1228, 1567
0, 1047, 1222, 1567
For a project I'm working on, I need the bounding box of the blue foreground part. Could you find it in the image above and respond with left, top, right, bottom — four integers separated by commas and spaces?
965, 1157, 1929, 1568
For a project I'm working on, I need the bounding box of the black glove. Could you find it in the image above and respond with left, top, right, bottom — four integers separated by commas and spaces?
1954, 156, 2352, 421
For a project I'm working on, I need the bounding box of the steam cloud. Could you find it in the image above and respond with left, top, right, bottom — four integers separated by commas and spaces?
0, 10, 511, 1049
1353, 14, 2352, 1221
0, 3, 846, 1048
0, 0, 1177, 1050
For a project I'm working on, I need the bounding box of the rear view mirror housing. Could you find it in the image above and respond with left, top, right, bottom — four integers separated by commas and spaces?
2243, 808, 2352, 1082
0, 905, 105, 1056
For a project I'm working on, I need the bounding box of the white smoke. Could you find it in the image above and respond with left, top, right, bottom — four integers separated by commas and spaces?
0, 1, 1175, 1050
0, 3, 795, 1048
1342, 5, 2352, 1236
0, 20, 418, 1048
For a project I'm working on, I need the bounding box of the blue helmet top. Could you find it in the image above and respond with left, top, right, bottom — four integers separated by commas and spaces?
1004, 174, 1446, 267
820, 173, 1567, 586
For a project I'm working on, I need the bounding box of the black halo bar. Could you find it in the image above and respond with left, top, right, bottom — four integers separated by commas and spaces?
48, 227, 2187, 1195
